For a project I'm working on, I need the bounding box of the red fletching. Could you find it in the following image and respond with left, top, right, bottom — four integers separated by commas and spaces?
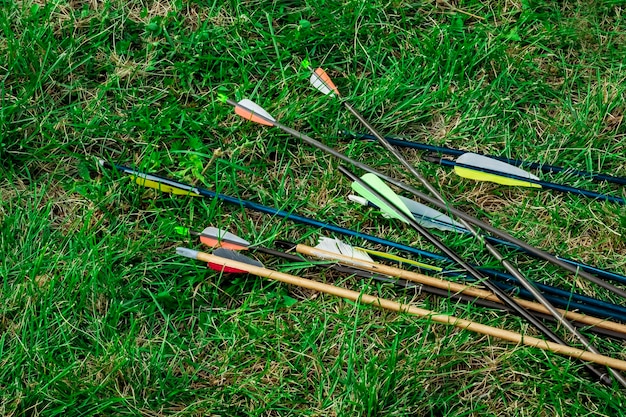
206, 248, 264, 274
207, 262, 247, 274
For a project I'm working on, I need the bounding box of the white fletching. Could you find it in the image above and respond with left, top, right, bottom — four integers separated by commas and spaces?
237, 99, 276, 122
398, 196, 466, 233
457, 153, 540, 180
315, 237, 374, 262
310, 72, 334, 96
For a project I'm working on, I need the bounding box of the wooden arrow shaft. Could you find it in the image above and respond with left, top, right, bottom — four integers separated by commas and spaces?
294, 244, 626, 336
197, 250, 626, 371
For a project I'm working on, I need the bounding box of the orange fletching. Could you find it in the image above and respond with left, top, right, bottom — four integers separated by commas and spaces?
200, 235, 247, 250
235, 106, 274, 126
315, 68, 340, 96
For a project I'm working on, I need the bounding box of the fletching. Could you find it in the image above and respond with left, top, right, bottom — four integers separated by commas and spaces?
455, 153, 542, 188
351, 173, 413, 223
398, 195, 465, 233
314, 235, 441, 271
200, 227, 250, 250
132, 175, 201, 196
348, 194, 465, 233
99, 160, 201, 196
358, 248, 443, 272
235, 99, 276, 126
310, 68, 340, 96
208, 248, 264, 273
315, 237, 374, 262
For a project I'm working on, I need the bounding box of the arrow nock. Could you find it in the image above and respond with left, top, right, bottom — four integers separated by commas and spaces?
175, 226, 190, 237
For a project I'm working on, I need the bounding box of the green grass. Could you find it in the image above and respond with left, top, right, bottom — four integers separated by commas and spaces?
2, 0, 626, 415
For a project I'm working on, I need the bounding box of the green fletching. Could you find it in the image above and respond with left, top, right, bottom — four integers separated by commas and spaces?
351, 173, 413, 223
175, 226, 189, 236
301, 59, 310, 69
217, 93, 228, 103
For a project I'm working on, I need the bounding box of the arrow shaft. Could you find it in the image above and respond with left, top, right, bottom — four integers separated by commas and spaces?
292, 242, 626, 335
351, 132, 626, 186
477, 268, 626, 321
405, 281, 626, 340
468, 235, 626, 286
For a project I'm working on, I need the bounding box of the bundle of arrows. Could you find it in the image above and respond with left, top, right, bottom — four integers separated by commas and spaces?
100, 160, 626, 321
173, 230, 626, 375
100, 62, 626, 387
174, 226, 626, 338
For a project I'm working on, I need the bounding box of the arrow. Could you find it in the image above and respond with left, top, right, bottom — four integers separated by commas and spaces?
348, 131, 626, 186
100, 160, 626, 322
175, 247, 626, 373
342, 164, 624, 387
348, 192, 626, 286
222, 95, 626, 297
423, 153, 626, 205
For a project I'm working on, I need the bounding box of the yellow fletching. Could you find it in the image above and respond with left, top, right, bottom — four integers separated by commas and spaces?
359, 248, 442, 272
132, 176, 201, 196
454, 167, 542, 188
